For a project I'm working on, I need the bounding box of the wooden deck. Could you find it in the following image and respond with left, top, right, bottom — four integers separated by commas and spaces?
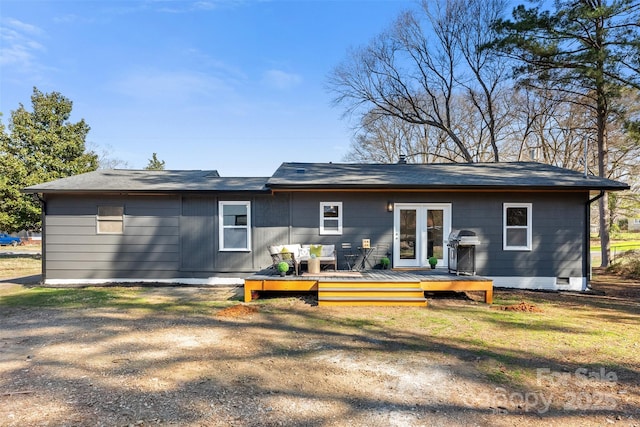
244, 269, 493, 307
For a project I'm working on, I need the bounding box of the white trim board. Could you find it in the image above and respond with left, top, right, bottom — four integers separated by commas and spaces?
490, 276, 586, 292
44, 277, 244, 286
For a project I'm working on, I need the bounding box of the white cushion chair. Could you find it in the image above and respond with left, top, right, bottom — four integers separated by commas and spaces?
299, 244, 337, 273
268, 244, 336, 275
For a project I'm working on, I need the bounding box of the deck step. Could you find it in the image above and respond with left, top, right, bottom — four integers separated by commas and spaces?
317, 282, 427, 307
319, 291, 425, 298
319, 296, 427, 301
320, 287, 422, 292
318, 298, 427, 307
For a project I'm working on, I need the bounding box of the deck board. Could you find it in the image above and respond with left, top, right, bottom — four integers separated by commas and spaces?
245, 268, 493, 305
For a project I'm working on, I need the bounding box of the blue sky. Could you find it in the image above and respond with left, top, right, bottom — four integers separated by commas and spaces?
1, 0, 417, 176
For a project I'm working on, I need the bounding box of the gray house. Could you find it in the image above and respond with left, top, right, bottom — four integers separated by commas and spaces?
24, 161, 629, 291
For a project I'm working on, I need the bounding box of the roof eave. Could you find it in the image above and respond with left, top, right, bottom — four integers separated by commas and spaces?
22, 188, 271, 195
267, 184, 630, 192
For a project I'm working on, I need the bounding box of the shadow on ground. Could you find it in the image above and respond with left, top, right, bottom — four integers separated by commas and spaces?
0, 273, 638, 426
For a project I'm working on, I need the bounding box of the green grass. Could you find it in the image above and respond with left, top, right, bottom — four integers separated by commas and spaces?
1, 251, 638, 395
0, 287, 118, 307
591, 229, 640, 252
0, 286, 234, 314
0, 284, 638, 394
592, 231, 640, 241
591, 240, 640, 251
0, 255, 41, 278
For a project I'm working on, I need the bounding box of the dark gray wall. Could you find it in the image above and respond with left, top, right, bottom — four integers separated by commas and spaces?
288, 191, 587, 277
43, 192, 289, 280
45, 194, 181, 280
288, 192, 394, 269
42, 190, 587, 280
180, 197, 215, 272
450, 191, 586, 278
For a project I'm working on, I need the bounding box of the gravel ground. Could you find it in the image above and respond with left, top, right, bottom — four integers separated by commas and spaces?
0, 280, 638, 427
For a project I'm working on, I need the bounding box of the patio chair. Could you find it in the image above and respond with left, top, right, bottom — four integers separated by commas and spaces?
341, 242, 358, 271
373, 243, 391, 268
267, 245, 299, 275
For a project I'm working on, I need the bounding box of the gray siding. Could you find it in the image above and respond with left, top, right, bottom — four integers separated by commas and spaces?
287, 191, 586, 277
289, 192, 394, 269
453, 192, 586, 278
180, 197, 215, 272
42, 190, 588, 281
45, 194, 181, 280
43, 192, 290, 280
251, 193, 291, 269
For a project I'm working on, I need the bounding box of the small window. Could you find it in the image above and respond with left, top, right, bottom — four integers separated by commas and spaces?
219, 201, 251, 251
97, 206, 124, 234
320, 202, 342, 235
503, 203, 532, 250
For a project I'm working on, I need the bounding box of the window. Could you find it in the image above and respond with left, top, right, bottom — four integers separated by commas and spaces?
219, 201, 251, 251
503, 203, 532, 251
320, 202, 342, 235
97, 206, 124, 234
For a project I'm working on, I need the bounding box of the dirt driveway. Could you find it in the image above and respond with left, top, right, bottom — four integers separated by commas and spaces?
1, 278, 638, 427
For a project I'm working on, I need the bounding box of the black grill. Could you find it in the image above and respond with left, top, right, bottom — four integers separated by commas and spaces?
447, 230, 480, 275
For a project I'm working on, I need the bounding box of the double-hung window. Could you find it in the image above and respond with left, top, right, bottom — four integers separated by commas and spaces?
503, 203, 532, 251
97, 206, 124, 234
320, 202, 342, 235
219, 201, 251, 251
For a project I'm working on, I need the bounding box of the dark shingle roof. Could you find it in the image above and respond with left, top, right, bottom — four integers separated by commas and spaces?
23, 169, 270, 193
23, 162, 630, 194
268, 162, 629, 191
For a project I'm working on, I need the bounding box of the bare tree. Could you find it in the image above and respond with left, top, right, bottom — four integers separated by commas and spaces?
607, 89, 640, 229
507, 88, 594, 168
328, 0, 511, 163
492, 0, 640, 266
346, 99, 495, 164
450, 0, 510, 161
88, 142, 131, 169
508, 85, 640, 237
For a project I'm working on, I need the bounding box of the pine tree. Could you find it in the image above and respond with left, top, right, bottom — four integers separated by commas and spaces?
145, 153, 166, 170
0, 88, 98, 232
492, 0, 640, 266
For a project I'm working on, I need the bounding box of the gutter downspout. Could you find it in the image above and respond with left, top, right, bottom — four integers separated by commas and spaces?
33, 193, 46, 284
585, 190, 605, 289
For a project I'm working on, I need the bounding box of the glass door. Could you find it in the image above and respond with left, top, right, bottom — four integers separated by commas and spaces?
427, 209, 444, 262
393, 203, 451, 268
398, 207, 417, 264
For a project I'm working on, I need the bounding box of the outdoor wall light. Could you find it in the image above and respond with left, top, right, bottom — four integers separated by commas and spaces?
386, 201, 393, 212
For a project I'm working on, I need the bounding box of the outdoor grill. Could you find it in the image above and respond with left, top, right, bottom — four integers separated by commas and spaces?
447, 230, 480, 275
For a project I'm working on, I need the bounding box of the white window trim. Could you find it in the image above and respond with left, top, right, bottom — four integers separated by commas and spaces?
96, 205, 124, 235
503, 203, 532, 251
320, 201, 343, 235
219, 201, 251, 251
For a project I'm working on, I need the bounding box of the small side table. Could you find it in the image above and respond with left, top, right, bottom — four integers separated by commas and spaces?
308, 258, 320, 274
357, 247, 376, 270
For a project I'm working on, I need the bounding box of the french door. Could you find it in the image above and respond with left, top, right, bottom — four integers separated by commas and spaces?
393, 203, 451, 268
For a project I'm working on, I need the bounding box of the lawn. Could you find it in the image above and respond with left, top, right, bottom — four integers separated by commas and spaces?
0, 253, 41, 279
1, 252, 639, 426
591, 231, 640, 252
591, 241, 640, 252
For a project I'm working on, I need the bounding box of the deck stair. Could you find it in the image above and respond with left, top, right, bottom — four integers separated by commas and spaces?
317, 281, 427, 307
244, 270, 492, 306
